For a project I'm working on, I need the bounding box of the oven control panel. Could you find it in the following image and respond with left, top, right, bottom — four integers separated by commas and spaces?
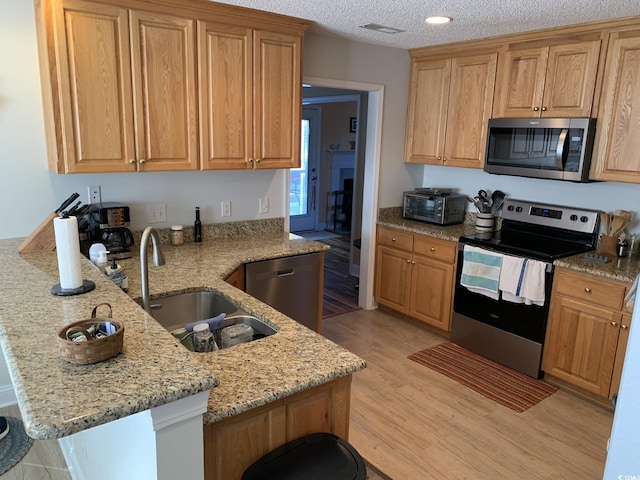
502, 199, 600, 234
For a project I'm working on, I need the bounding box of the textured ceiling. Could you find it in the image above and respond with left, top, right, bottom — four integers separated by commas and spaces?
211, 0, 640, 50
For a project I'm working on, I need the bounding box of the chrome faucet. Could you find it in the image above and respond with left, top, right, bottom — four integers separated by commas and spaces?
140, 226, 166, 313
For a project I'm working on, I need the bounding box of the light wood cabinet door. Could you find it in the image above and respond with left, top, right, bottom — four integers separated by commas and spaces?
204, 376, 351, 480
404, 58, 450, 165
493, 40, 600, 118
253, 30, 302, 169
129, 11, 198, 171
52, 0, 135, 173
610, 313, 632, 398
198, 22, 253, 170
443, 53, 497, 168
409, 255, 454, 331
374, 245, 412, 314
543, 296, 621, 397
591, 30, 640, 183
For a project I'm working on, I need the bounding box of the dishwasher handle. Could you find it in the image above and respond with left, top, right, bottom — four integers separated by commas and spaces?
277, 268, 295, 277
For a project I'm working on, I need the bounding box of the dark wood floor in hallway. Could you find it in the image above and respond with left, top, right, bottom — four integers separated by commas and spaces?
323, 309, 614, 480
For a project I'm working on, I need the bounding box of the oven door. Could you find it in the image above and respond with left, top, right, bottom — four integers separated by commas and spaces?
451, 243, 554, 378
453, 246, 552, 343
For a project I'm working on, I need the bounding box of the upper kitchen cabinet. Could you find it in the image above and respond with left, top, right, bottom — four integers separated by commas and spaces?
404, 51, 497, 169
591, 29, 640, 183
35, 0, 310, 174
35, 0, 198, 173
492, 38, 601, 118
198, 24, 302, 169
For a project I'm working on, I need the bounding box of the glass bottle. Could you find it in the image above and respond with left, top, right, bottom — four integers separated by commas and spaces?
194, 207, 202, 243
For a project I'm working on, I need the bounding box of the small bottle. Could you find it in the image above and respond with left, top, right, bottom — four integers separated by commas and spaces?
105, 258, 128, 292
193, 323, 217, 352
194, 207, 202, 243
170, 225, 184, 246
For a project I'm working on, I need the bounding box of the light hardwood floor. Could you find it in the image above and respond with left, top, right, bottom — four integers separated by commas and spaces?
323, 308, 614, 480
0, 405, 70, 480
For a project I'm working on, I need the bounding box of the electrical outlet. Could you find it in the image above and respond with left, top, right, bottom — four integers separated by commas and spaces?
221, 201, 231, 217
259, 197, 269, 214
147, 204, 167, 223
88, 185, 101, 204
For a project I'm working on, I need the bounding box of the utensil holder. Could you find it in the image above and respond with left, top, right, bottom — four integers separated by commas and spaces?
597, 235, 618, 258
475, 212, 495, 232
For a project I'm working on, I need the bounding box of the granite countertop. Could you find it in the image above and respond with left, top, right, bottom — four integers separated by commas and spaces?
0, 221, 365, 439
377, 207, 640, 284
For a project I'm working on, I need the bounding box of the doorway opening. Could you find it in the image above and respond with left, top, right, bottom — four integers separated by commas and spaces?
287, 78, 384, 311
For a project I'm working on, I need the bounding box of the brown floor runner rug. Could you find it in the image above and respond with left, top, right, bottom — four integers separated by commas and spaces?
408, 343, 557, 413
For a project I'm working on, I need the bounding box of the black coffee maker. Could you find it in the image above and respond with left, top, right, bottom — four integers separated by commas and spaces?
89, 203, 134, 259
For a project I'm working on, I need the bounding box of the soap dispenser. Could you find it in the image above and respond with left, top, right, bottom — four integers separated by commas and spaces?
105, 258, 128, 292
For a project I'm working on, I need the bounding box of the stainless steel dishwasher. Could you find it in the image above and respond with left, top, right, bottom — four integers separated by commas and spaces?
245, 253, 322, 332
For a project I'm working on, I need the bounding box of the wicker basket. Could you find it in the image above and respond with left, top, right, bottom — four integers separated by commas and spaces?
57, 303, 124, 365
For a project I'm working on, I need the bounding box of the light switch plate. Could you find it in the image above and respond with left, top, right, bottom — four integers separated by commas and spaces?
221, 201, 231, 217
259, 197, 269, 214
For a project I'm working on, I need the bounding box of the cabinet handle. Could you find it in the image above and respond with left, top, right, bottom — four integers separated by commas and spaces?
541, 106, 547, 112
584, 287, 591, 293
611, 321, 618, 327
622, 324, 628, 330
139, 159, 146, 164
533, 106, 540, 111
129, 159, 136, 164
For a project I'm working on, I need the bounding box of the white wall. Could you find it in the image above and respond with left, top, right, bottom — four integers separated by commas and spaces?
303, 33, 417, 208
421, 165, 640, 232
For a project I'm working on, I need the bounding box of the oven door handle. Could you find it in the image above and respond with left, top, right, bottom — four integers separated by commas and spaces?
555, 128, 569, 170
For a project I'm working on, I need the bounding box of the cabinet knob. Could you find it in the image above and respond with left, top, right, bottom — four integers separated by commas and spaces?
406, 259, 411, 263
391, 237, 396, 242
622, 324, 628, 330
139, 159, 146, 164
255, 158, 261, 163
129, 159, 136, 164
533, 106, 540, 111
584, 287, 591, 293
436, 156, 442, 161
430, 247, 436, 252
541, 106, 547, 112
611, 321, 618, 327
443, 157, 447, 162
411, 260, 416, 264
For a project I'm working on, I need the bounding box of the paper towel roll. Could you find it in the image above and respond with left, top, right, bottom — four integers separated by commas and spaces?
54, 216, 83, 289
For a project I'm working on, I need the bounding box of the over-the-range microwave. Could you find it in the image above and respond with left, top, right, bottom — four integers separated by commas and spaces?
484, 117, 596, 182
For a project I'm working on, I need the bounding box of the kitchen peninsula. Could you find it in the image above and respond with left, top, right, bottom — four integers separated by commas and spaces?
0, 219, 365, 480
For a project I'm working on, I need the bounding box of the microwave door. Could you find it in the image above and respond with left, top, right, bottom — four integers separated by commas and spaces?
555, 128, 569, 170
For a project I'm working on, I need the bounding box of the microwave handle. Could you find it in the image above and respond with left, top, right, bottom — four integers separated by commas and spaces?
555, 128, 569, 170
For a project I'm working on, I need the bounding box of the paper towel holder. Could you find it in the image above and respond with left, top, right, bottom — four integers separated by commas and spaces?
51, 279, 96, 296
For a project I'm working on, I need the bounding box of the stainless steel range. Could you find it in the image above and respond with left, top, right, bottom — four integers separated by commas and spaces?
451, 199, 600, 378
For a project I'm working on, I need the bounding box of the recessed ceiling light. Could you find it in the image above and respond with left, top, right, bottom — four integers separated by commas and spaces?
359, 23, 406, 34
425, 16, 453, 25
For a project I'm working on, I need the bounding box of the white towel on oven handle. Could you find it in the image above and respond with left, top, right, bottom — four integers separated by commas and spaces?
499, 255, 546, 306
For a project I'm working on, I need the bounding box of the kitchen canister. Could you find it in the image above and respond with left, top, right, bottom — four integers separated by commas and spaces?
170, 225, 185, 246
475, 212, 495, 232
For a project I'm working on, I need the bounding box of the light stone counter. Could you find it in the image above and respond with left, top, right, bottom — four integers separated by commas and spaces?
0, 221, 365, 439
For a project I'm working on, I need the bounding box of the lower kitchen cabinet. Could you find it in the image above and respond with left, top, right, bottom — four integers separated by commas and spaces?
542, 268, 633, 399
224, 265, 246, 291
203, 375, 351, 480
374, 226, 456, 332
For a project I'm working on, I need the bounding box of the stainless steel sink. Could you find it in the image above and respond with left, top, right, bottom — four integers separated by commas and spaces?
145, 290, 277, 351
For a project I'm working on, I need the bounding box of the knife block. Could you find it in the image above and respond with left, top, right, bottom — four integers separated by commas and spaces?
18, 212, 58, 253
596, 235, 618, 259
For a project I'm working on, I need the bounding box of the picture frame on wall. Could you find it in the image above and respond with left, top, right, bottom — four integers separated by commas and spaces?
350, 117, 357, 133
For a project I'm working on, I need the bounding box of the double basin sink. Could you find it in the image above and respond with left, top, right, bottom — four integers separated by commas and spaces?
145, 291, 277, 352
